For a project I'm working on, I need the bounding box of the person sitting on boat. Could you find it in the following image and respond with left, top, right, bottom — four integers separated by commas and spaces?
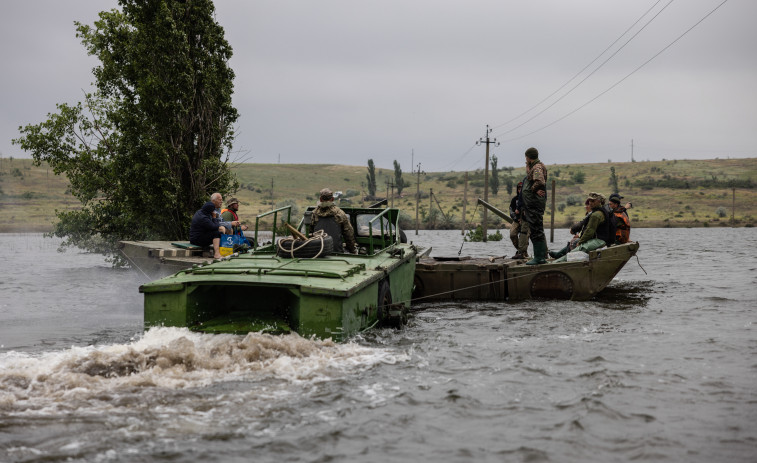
312, 188, 357, 253
210, 192, 240, 234
189, 201, 226, 259
221, 197, 249, 234
608, 193, 631, 244
552, 192, 613, 263
549, 199, 592, 259
509, 181, 530, 260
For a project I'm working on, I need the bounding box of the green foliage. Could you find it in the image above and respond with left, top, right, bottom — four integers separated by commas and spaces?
13, 0, 238, 255
505, 176, 514, 196
393, 160, 406, 196
566, 194, 583, 206
572, 171, 586, 184
609, 167, 619, 194
366, 159, 377, 196
632, 175, 753, 190
464, 225, 503, 242
490, 155, 499, 196
716, 206, 728, 218
275, 199, 299, 224
11, 168, 23, 178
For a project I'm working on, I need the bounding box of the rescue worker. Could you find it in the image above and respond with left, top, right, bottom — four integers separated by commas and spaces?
312, 188, 357, 253
522, 147, 549, 265
552, 192, 611, 263
608, 193, 631, 244
509, 181, 529, 259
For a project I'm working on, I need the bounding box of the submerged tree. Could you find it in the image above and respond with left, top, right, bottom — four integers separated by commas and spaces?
13, 0, 238, 257
609, 166, 619, 194
366, 159, 377, 197
393, 160, 406, 196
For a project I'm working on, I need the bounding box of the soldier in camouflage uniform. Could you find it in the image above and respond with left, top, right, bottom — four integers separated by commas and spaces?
522, 147, 549, 265
312, 188, 357, 253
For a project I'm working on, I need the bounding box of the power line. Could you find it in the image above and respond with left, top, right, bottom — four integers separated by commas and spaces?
492, 0, 666, 132
499, 0, 730, 143
439, 143, 478, 171
494, 0, 676, 138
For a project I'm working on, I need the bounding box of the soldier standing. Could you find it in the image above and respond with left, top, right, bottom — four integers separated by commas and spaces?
521, 147, 548, 265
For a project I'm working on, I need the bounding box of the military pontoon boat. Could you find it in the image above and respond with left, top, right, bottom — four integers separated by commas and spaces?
138, 205, 420, 341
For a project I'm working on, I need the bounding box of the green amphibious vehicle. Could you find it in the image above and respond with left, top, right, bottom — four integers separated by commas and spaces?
139, 205, 420, 342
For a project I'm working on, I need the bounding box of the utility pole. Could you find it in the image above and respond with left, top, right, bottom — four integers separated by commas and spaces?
411, 149, 414, 174
476, 125, 498, 242
270, 178, 274, 205
630, 139, 634, 162
415, 163, 424, 235
429, 188, 434, 229
385, 179, 396, 208
461, 172, 468, 235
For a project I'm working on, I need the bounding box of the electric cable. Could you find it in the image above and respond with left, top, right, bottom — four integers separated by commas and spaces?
498, 0, 730, 143
494, 0, 676, 138
492, 0, 666, 132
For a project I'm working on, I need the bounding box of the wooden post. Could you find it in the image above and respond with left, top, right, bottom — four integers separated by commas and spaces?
461, 172, 468, 235
732, 187, 736, 227
429, 188, 434, 228
414, 163, 424, 235
550, 179, 556, 243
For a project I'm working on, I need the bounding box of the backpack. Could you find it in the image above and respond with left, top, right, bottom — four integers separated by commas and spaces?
601, 204, 617, 246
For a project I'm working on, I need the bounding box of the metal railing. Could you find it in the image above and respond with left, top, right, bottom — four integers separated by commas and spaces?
254, 205, 292, 250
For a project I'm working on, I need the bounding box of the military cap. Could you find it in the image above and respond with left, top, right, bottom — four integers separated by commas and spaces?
226, 197, 239, 206
586, 192, 605, 203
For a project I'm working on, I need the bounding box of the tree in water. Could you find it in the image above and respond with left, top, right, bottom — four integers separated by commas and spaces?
393, 160, 406, 196
366, 159, 377, 197
609, 166, 619, 194
490, 155, 500, 196
13, 0, 238, 258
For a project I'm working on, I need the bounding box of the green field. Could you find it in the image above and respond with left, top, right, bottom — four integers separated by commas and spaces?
1, 156, 754, 233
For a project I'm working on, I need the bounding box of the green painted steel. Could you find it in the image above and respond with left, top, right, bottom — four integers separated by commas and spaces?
140, 206, 418, 342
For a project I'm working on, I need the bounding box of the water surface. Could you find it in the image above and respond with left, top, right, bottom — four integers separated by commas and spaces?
0, 229, 755, 462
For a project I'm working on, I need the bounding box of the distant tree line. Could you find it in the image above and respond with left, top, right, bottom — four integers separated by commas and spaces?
632, 176, 754, 190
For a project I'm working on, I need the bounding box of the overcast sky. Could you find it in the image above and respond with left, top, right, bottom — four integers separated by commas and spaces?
1, 0, 755, 172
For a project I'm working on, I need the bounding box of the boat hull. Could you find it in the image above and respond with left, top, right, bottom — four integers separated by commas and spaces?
413, 242, 639, 302
140, 246, 417, 341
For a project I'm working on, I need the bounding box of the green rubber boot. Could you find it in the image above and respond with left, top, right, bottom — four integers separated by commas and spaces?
526, 239, 547, 265
548, 245, 569, 259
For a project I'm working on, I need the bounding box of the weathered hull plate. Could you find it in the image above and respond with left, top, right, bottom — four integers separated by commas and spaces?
413, 242, 639, 302
140, 246, 418, 341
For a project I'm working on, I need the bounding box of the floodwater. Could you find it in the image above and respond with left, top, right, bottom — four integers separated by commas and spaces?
0, 229, 755, 462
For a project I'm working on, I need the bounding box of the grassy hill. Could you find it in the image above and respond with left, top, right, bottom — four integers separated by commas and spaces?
1, 156, 755, 233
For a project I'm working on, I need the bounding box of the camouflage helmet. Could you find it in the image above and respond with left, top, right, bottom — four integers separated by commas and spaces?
586, 192, 605, 204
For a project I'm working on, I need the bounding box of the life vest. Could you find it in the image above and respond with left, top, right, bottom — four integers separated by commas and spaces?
613, 208, 631, 243
220, 208, 240, 234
